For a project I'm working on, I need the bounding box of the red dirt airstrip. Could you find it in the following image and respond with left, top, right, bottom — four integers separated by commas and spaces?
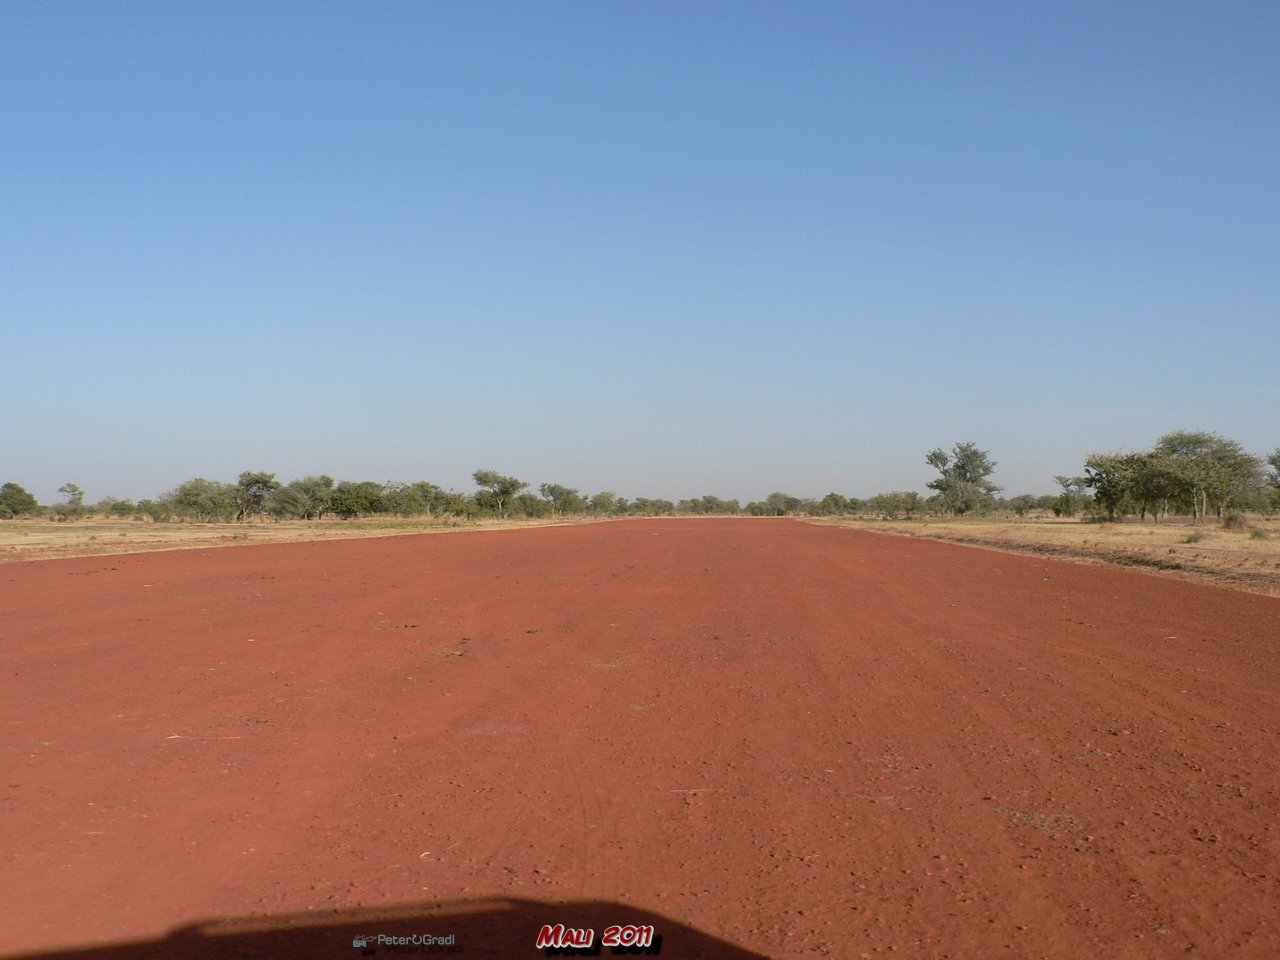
2, 518, 1278, 959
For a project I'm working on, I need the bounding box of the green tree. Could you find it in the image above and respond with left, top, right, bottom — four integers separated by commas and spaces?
867, 491, 921, 519
699, 495, 741, 514
767, 492, 801, 515
381, 482, 425, 517
287, 475, 335, 519
1202, 439, 1264, 519
435, 490, 473, 518
1051, 475, 1090, 518
167, 478, 238, 521
135, 499, 170, 522
1151, 431, 1216, 521
513, 492, 550, 518
1006, 494, 1038, 517
472, 469, 527, 518
629, 497, 673, 515
58, 483, 85, 509
0, 482, 39, 518
1152, 431, 1263, 522
1083, 452, 1142, 521
816, 492, 851, 515
589, 490, 622, 515
540, 483, 586, 515
266, 484, 311, 520
410, 481, 447, 517
1259, 450, 1280, 512
53, 482, 86, 520
1123, 454, 1172, 521
926, 442, 1001, 515
235, 471, 280, 521
745, 493, 800, 516
331, 481, 384, 518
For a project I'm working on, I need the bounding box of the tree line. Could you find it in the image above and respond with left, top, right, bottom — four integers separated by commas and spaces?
3, 433, 1277, 523
1080, 431, 1277, 523
916, 432, 1279, 523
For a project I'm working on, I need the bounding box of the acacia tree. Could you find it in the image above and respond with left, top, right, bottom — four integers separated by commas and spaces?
1151, 431, 1215, 521
629, 497, 674, 515
381, 482, 425, 517
58, 483, 85, 510
1124, 454, 1181, 521
1051, 475, 1091, 517
868, 491, 921, 519
513, 492, 550, 518
1083, 452, 1142, 521
1152, 431, 1263, 521
589, 491, 622, 515
1200, 438, 1264, 518
814, 493, 850, 515
331, 481, 384, 518
473, 469, 526, 518
926, 442, 1000, 515
290, 475, 335, 519
1081, 432, 1265, 522
410, 481, 448, 517
168, 478, 238, 521
235, 471, 280, 521
540, 483, 586, 515
266, 484, 310, 519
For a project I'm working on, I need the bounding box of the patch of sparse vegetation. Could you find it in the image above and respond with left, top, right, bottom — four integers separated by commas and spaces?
820, 516, 1280, 596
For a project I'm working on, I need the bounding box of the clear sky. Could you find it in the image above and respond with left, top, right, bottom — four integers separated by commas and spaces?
3, 1, 1277, 505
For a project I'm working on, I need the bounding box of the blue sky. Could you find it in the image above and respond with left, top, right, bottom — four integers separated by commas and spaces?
3, 1, 1277, 505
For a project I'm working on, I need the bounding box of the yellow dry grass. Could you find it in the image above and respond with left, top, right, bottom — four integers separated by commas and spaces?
0, 515, 602, 564
816, 514, 1280, 596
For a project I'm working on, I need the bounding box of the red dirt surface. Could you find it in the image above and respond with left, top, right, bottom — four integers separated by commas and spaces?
2, 518, 1278, 959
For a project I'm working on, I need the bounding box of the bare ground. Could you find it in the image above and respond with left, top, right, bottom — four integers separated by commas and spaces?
5, 514, 1280, 596
2, 519, 1279, 959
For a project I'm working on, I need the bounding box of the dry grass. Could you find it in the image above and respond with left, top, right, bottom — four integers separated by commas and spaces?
0, 515, 602, 564
815, 514, 1280, 596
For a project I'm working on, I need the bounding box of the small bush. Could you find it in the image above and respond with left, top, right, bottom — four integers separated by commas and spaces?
1221, 511, 1247, 530
1185, 531, 1206, 544
1249, 528, 1269, 540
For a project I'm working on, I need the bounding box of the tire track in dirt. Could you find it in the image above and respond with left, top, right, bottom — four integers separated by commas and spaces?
771, 532, 1082, 957
803, 525, 1280, 957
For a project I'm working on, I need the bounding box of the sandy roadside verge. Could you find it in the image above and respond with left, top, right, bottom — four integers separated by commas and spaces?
816, 515, 1280, 595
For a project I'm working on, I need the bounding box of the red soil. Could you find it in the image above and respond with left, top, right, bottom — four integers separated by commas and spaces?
2, 518, 1277, 959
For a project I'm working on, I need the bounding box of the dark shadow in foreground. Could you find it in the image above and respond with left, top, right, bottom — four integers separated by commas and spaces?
8, 897, 774, 960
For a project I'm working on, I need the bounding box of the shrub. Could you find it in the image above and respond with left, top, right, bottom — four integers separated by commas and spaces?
1221, 510, 1248, 530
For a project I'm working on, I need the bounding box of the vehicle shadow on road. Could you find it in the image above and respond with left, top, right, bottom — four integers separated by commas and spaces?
8, 896, 773, 960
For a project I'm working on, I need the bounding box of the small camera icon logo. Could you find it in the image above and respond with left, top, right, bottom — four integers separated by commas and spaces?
352, 936, 368, 948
